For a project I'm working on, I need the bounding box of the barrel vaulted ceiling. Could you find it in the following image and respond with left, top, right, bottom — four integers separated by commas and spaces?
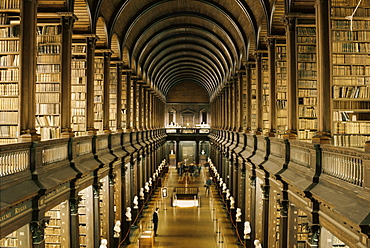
39, 0, 316, 101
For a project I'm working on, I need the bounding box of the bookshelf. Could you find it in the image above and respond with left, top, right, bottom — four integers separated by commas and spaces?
94, 57, 104, 133
296, 209, 309, 248
242, 73, 247, 130
275, 41, 288, 138
71, 43, 87, 136
99, 177, 109, 240
78, 186, 93, 247
109, 65, 117, 131
250, 64, 257, 132
296, 21, 318, 141
36, 22, 62, 140
0, 4, 20, 144
121, 72, 127, 129
331, 0, 370, 148
44, 201, 69, 248
0, 225, 29, 248
262, 55, 269, 134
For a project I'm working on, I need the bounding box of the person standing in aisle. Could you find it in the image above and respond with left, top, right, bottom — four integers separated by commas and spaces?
152, 207, 159, 236
205, 177, 212, 196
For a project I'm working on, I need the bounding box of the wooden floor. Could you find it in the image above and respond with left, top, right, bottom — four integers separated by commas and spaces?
121, 166, 242, 248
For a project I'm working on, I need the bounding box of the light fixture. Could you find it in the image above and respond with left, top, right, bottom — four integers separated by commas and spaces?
345, 0, 362, 31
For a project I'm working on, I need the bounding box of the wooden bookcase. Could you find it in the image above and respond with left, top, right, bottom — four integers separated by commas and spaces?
296, 19, 318, 141
331, 0, 370, 148
94, 56, 104, 134
109, 65, 117, 131
0, 2, 20, 144
0, 225, 29, 248
78, 186, 94, 248
35, 21, 62, 140
71, 42, 87, 136
121, 72, 127, 129
250, 64, 257, 132
44, 201, 69, 248
262, 55, 270, 134
275, 40, 288, 138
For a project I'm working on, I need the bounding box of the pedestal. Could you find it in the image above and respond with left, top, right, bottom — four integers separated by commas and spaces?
123, 220, 131, 244
132, 208, 139, 228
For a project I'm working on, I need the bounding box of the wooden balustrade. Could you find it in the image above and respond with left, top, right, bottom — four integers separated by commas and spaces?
290, 142, 312, 168
0, 144, 30, 177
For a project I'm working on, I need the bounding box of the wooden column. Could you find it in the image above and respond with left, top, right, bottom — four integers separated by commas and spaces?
137, 81, 143, 130
238, 70, 244, 132
132, 77, 138, 131
143, 86, 148, 130
266, 37, 277, 137
103, 50, 112, 133
255, 51, 263, 135
313, 0, 331, 144
125, 72, 132, 131
86, 36, 97, 135
19, 0, 39, 141
245, 63, 252, 133
283, 17, 298, 139
60, 14, 76, 138
116, 63, 123, 132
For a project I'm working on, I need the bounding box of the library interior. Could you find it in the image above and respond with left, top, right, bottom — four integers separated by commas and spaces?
1, 0, 370, 247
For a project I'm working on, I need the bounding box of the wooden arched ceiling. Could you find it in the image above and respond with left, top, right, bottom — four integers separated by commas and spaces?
70, 0, 315, 100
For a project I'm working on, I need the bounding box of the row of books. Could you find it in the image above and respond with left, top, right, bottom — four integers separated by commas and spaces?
333, 76, 370, 85
36, 83, 60, 92
36, 73, 60, 82
37, 44, 60, 54
276, 46, 286, 53
298, 97, 317, 106
0, 54, 18, 66
37, 64, 60, 73
37, 26, 61, 36
298, 130, 315, 140
332, 30, 370, 41
299, 80, 317, 88
333, 134, 369, 147
331, 7, 370, 17
72, 108, 86, 116
36, 126, 61, 140
333, 65, 370, 76
0, 39, 18, 52
298, 89, 317, 97
72, 92, 86, 101
299, 119, 318, 129
0, 112, 17, 123
36, 115, 60, 127
72, 76, 86, 84
37, 35, 61, 44
71, 60, 86, 68
276, 117, 288, 126
72, 116, 86, 124
333, 100, 370, 109
37, 54, 60, 64
332, 54, 370, 64
333, 85, 370, 99
0, 68, 18, 81
36, 93, 60, 103
298, 106, 317, 117
333, 111, 353, 121
297, 36, 316, 43
0, 0, 20, 9
72, 85, 86, 93
332, 42, 370, 53
332, 20, 370, 30
72, 69, 86, 78
332, 0, 367, 6
298, 62, 316, 70
297, 27, 316, 35
0, 26, 19, 38
334, 122, 370, 134
0, 125, 17, 137
72, 45, 86, 54
298, 70, 317, 78
298, 45, 316, 53
297, 53, 316, 61
0, 82, 17, 95
0, 97, 17, 109
36, 103, 60, 115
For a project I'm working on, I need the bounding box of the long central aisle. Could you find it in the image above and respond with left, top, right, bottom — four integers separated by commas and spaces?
124, 166, 240, 248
